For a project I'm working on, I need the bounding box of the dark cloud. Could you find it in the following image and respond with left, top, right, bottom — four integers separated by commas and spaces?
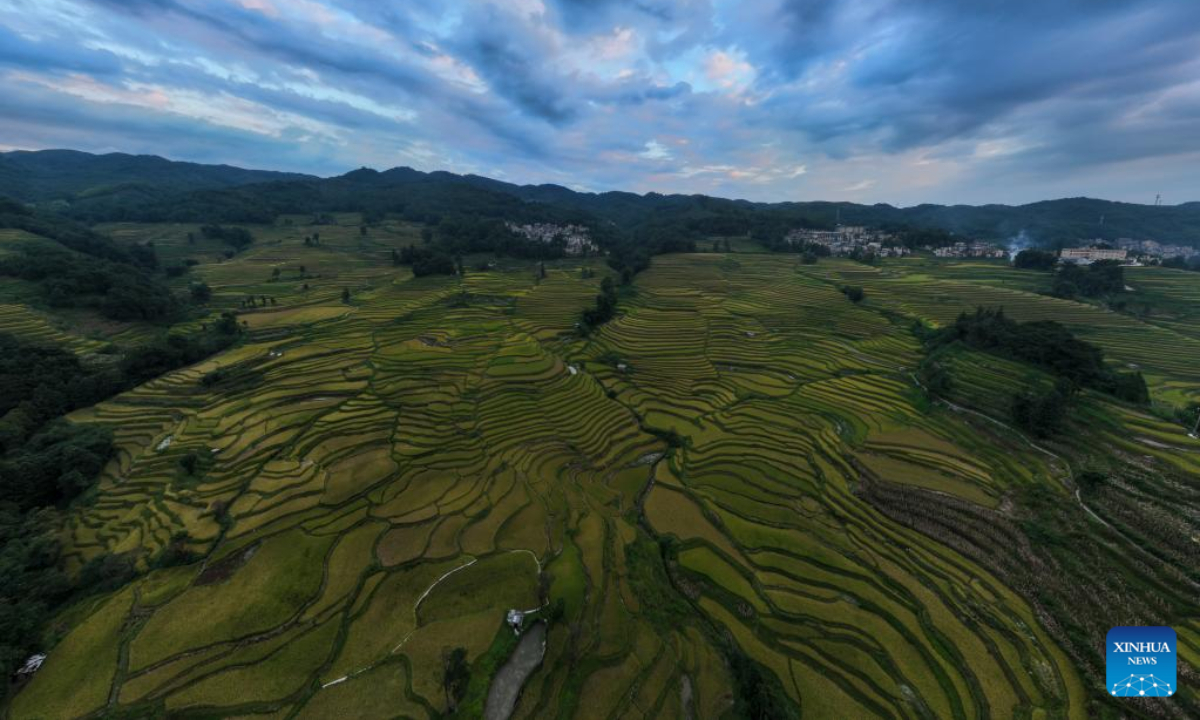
1, 0, 1198, 203
86, 0, 433, 95
747, 0, 1200, 154
548, 0, 677, 30
0, 24, 124, 75
450, 5, 577, 124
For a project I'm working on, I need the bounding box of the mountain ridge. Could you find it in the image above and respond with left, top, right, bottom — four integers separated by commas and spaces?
5, 149, 1200, 246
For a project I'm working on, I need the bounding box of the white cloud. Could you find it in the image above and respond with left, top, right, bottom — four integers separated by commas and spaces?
639, 139, 672, 160
841, 179, 876, 192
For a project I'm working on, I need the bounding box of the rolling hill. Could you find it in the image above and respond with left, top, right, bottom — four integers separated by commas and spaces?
5, 150, 1200, 246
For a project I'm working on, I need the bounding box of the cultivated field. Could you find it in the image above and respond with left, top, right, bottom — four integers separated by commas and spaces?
4, 227, 1198, 719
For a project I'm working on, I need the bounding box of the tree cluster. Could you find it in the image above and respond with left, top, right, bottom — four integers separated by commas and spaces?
1052, 260, 1125, 299
119, 315, 242, 387
926, 308, 1148, 405
398, 245, 457, 277
726, 646, 801, 720
0, 334, 120, 458
1013, 249, 1058, 270
841, 285, 866, 303
434, 217, 565, 259
1162, 255, 1200, 272
0, 200, 181, 322
199, 224, 254, 250
1010, 379, 1073, 437
580, 277, 619, 333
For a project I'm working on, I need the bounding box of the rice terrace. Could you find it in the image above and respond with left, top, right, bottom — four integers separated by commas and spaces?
1, 149, 1198, 720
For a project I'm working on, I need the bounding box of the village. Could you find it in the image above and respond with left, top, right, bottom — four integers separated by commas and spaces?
783, 225, 1010, 259
782, 223, 1198, 266
505, 219, 1196, 268
505, 222, 599, 256
784, 225, 913, 257
1110, 238, 1198, 261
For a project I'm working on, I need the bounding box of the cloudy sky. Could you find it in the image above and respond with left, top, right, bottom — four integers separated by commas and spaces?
2, 0, 1199, 205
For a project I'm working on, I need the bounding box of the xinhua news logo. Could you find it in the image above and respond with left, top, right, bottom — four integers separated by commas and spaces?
1107, 626, 1176, 697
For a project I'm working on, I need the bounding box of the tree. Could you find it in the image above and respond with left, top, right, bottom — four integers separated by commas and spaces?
360, 225, 367, 236
214, 311, 240, 335
341, 287, 351, 303
1053, 260, 1125, 299
1011, 381, 1070, 438
299, 264, 306, 276
179, 451, 199, 476
918, 358, 952, 399
580, 276, 620, 333
189, 281, 212, 303
1013, 249, 1057, 270
271, 267, 280, 281
443, 647, 470, 711
841, 285, 865, 303
1077, 469, 1108, 491
399, 245, 456, 276
200, 224, 253, 251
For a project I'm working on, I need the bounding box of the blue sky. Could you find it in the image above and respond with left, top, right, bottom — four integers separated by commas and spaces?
1, 0, 1199, 205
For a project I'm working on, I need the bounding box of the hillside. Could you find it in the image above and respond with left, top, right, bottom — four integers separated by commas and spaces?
7, 151, 1200, 246
0, 204, 1196, 718
0, 150, 312, 205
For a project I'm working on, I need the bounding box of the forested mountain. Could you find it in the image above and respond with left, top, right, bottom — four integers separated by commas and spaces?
0, 150, 311, 205
8, 150, 1200, 246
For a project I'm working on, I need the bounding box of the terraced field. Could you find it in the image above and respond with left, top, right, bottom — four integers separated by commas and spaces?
836, 260, 1200, 402
6, 242, 1198, 719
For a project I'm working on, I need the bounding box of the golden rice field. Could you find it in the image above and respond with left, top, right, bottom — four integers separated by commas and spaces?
5, 230, 1198, 719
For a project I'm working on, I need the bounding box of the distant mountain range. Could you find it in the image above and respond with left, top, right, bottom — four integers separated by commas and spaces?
4, 149, 1200, 247
0, 149, 311, 203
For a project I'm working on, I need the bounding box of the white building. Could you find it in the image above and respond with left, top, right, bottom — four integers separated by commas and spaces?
1059, 247, 1128, 264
